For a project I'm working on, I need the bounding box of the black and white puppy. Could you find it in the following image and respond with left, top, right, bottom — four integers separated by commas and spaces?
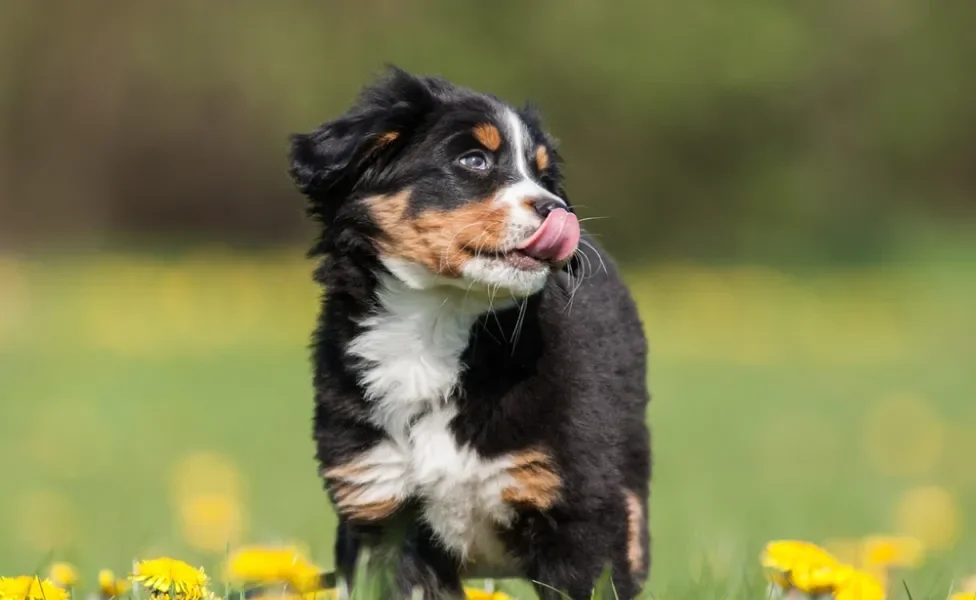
289, 67, 651, 600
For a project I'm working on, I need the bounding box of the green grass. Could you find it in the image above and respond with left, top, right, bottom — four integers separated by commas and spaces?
1, 249, 975, 598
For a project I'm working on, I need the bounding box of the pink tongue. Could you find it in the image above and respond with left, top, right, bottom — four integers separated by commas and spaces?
517, 208, 581, 262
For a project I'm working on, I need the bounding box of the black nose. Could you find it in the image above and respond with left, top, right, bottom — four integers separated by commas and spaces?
529, 198, 567, 219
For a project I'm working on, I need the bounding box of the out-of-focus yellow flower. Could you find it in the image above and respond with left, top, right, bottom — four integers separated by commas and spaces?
951, 595, 976, 600
894, 485, 960, 550
130, 558, 211, 600
177, 492, 246, 553
14, 490, 77, 552
861, 535, 924, 569
0, 576, 70, 600
302, 591, 337, 600
463, 587, 513, 600
98, 570, 131, 597
861, 393, 945, 478
223, 546, 323, 593
824, 534, 925, 577
49, 563, 79, 588
762, 540, 841, 592
833, 569, 885, 600
791, 562, 855, 594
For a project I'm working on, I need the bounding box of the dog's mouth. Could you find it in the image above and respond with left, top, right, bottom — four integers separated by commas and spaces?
472, 209, 581, 272
477, 248, 549, 271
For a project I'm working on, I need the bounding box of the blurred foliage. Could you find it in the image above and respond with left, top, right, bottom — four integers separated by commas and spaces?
1, 0, 975, 263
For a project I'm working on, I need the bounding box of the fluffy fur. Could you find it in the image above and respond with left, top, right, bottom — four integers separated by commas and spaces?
289, 67, 651, 599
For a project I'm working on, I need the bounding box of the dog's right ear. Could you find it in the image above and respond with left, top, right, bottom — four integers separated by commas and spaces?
289, 67, 436, 223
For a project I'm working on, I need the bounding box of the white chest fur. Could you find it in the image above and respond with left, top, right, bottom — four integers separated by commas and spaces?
344, 274, 518, 564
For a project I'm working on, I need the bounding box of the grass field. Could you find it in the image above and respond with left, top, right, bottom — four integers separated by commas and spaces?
1, 248, 975, 599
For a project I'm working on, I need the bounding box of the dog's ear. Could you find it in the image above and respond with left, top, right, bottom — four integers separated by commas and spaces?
289, 67, 436, 222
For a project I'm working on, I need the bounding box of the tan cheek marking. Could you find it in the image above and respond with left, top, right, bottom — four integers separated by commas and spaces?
322, 463, 403, 522
473, 123, 502, 151
501, 449, 562, 510
535, 145, 550, 171
624, 489, 645, 575
366, 190, 509, 277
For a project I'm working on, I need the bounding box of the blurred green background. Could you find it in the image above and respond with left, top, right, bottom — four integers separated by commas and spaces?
1, 0, 975, 597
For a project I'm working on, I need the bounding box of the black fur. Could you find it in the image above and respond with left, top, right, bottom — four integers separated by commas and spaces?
290, 67, 651, 599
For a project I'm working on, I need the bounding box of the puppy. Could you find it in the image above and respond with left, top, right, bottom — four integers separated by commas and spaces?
289, 67, 651, 600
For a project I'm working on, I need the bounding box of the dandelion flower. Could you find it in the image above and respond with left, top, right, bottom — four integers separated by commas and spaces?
0, 576, 70, 600
463, 587, 513, 600
98, 570, 131, 598
761, 540, 884, 599
130, 558, 210, 600
49, 563, 79, 588
833, 569, 885, 600
790, 562, 855, 595
302, 591, 337, 600
861, 535, 924, 569
223, 546, 323, 592
762, 540, 841, 592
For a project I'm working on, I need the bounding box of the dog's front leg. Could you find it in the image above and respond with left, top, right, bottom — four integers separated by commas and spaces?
317, 428, 463, 598
519, 509, 640, 600
334, 511, 464, 600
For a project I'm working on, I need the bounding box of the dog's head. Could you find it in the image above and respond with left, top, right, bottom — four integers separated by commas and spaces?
289, 67, 580, 297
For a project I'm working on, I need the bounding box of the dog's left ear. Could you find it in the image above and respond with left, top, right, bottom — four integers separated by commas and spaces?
289, 67, 436, 223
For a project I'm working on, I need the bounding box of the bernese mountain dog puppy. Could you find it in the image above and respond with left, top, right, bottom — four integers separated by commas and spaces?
288, 67, 651, 600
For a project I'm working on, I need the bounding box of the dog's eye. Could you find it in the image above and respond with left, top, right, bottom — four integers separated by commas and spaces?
457, 150, 492, 172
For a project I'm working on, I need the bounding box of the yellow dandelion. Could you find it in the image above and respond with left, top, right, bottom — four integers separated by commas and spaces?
833, 569, 885, 600
245, 593, 300, 600
98, 570, 131, 598
463, 587, 513, 600
951, 595, 976, 600
793, 562, 855, 594
302, 591, 337, 600
131, 558, 210, 600
761, 540, 840, 591
223, 546, 323, 592
0, 576, 70, 600
49, 563, 79, 588
861, 535, 925, 569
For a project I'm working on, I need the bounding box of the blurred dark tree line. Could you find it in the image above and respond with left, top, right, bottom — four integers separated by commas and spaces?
1, 0, 974, 263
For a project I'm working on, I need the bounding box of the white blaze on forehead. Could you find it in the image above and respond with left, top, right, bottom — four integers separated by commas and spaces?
503, 107, 535, 181
495, 108, 565, 240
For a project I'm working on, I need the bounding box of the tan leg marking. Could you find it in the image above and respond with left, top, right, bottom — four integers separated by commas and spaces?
501, 449, 562, 510
624, 489, 645, 575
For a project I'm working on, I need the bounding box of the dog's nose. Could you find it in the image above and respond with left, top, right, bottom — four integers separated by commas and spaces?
528, 197, 568, 219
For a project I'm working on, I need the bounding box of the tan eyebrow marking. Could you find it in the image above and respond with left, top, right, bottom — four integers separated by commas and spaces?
473, 123, 502, 151
535, 145, 550, 171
